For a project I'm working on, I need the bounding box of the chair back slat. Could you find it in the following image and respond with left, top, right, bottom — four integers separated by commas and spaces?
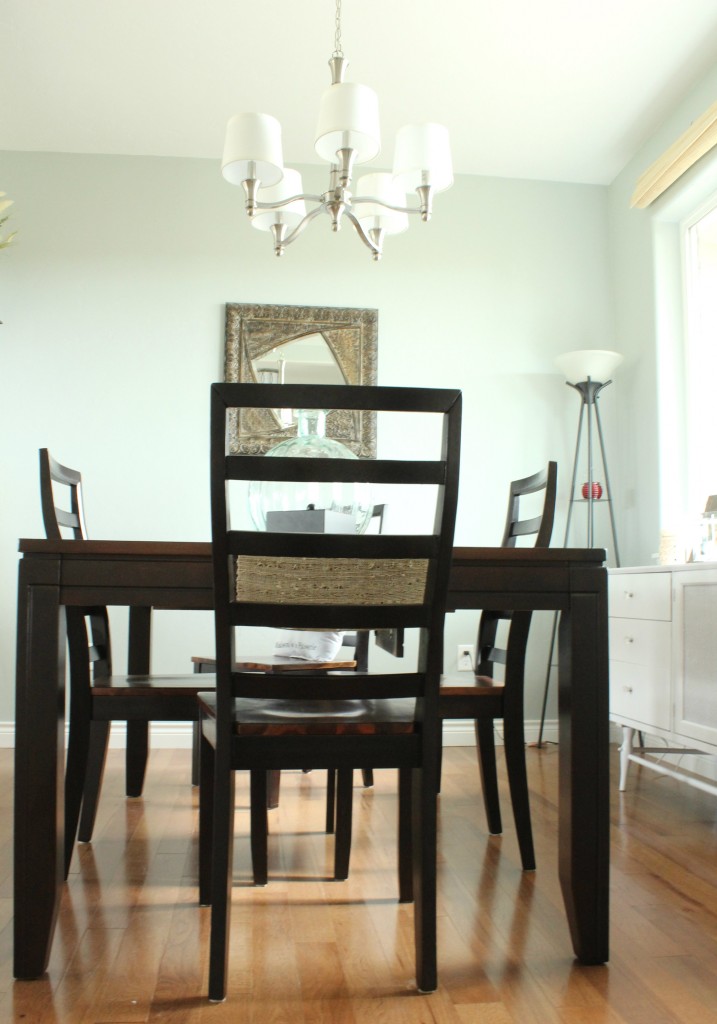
234, 553, 430, 607
228, 455, 446, 486
228, 603, 428, 631
227, 530, 439, 559
508, 514, 545, 539
54, 508, 83, 531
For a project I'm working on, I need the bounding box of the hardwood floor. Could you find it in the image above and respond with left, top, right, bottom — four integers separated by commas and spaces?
1, 743, 716, 1023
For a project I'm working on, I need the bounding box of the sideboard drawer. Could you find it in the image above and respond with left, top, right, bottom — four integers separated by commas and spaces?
609, 616, 670, 668
609, 659, 671, 729
609, 572, 671, 621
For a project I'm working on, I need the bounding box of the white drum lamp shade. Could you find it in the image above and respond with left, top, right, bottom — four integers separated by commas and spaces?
393, 123, 453, 193
251, 169, 307, 232
222, 112, 284, 187
315, 82, 381, 164
555, 349, 623, 384
356, 173, 409, 235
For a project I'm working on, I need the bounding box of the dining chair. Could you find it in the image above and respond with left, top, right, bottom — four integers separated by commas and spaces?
198, 381, 461, 1000
439, 461, 557, 871
39, 448, 211, 874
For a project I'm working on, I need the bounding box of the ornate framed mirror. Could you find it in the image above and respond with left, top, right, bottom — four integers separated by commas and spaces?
224, 303, 378, 456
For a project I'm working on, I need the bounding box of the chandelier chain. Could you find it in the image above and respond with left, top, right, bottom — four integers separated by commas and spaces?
332, 0, 343, 58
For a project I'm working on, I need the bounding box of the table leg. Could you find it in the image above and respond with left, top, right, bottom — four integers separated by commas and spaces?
14, 559, 65, 978
126, 607, 152, 796
557, 580, 610, 965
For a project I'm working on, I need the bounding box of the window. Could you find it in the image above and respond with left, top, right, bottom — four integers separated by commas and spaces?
683, 200, 717, 520
652, 151, 717, 558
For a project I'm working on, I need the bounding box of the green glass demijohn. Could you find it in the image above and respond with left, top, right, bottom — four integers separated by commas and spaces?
248, 409, 373, 533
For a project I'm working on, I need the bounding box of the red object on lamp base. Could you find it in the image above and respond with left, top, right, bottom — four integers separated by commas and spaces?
581, 481, 603, 500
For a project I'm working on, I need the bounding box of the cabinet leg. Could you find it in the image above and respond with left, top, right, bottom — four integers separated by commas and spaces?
619, 726, 634, 791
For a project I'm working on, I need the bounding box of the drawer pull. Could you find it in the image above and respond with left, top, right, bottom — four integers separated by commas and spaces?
623, 686, 633, 694
624, 636, 634, 644
624, 591, 634, 599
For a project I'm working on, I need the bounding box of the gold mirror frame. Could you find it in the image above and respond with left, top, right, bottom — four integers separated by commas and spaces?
224, 303, 378, 456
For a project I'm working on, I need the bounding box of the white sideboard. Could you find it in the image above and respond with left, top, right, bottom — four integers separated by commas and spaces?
609, 563, 717, 794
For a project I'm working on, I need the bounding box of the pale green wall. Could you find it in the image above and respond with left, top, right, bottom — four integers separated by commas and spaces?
607, 65, 717, 565
0, 150, 614, 726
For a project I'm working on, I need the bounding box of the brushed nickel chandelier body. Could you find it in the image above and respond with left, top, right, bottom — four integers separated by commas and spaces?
221, 0, 453, 261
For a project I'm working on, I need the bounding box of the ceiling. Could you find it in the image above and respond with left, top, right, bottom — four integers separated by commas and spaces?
3, 0, 717, 186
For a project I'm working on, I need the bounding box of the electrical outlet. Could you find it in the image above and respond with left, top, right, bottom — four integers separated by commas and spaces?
457, 644, 475, 672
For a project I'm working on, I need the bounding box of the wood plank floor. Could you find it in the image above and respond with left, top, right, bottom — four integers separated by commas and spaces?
1, 743, 717, 1023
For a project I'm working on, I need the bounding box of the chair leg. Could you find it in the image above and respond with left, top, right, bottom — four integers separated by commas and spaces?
475, 718, 502, 835
325, 769, 336, 834
125, 721, 149, 797
191, 720, 201, 786
333, 768, 353, 880
436, 726, 443, 794
208, 764, 236, 1002
64, 705, 92, 877
77, 720, 111, 843
398, 767, 413, 902
503, 721, 535, 871
198, 730, 214, 906
412, 765, 438, 993
250, 771, 269, 886
327, 765, 370, 834
267, 769, 281, 809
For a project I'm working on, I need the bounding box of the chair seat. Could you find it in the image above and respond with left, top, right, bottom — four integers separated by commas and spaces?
88, 674, 205, 722
198, 692, 416, 735
91, 673, 211, 696
192, 655, 357, 673
439, 675, 505, 720
440, 675, 503, 696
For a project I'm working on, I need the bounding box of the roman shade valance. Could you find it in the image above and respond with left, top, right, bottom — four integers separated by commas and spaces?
631, 99, 717, 208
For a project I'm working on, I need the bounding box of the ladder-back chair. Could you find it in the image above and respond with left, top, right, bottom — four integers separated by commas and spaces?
198, 382, 461, 999
39, 448, 210, 874
439, 461, 557, 870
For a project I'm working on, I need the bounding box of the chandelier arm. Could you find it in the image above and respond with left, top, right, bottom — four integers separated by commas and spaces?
276, 204, 328, 249
252, 193, 324, 212
342, 209, 381, 257
350, 195, 424, 216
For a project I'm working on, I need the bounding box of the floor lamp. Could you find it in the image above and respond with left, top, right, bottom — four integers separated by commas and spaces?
537, 349, 622, 745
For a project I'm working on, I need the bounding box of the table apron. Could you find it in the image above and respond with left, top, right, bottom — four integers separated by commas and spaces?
60, 586, 214, 609
447, 592, 570, 612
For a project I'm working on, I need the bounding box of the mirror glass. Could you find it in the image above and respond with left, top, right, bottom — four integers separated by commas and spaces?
253, 334, 346, 430
225, 303, 378, 456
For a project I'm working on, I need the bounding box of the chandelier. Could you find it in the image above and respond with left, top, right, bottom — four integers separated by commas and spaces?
221, 0, 453, 261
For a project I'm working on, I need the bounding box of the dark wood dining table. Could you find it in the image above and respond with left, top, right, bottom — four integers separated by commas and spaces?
13, 539, 609, 979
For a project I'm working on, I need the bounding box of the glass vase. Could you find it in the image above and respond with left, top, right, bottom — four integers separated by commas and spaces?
248, 408, 373, 533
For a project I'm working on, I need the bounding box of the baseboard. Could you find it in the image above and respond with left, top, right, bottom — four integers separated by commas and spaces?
0, 721, 196, 749
442, 719, 559, 746
0, 719, 560, 749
